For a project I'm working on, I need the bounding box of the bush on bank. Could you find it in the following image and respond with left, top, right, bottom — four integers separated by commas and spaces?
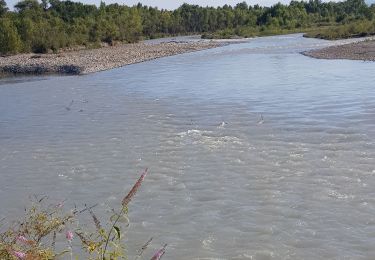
304, 19, 375, 39
0, 169, 167, 260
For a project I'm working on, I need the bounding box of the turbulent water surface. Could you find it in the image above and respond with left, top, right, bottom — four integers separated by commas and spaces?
1, 34, 375, 259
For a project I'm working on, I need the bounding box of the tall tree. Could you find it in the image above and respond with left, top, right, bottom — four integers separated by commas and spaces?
0, 0, 373, 55
0, 0, 8, 16
14, 0, 41, 13
0, 18, 22, 54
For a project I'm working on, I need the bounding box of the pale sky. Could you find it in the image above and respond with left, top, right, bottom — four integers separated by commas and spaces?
4, 0, 375, 10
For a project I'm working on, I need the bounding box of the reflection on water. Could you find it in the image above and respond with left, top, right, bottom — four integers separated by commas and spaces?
1, 34, 375, 259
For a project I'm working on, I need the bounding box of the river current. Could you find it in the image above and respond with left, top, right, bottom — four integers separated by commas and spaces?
1, 34, 375, 259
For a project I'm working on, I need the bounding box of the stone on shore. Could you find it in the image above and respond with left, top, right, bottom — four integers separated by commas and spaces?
303, 39, 375, 61
0, 41, 225, 76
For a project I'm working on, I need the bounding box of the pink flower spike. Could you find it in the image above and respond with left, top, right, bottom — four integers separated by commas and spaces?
121, 168, 148, 207
150, 244, 167, 260
12, 251, 26, 259
16, 235, 28, 244
66, 230, 74, 242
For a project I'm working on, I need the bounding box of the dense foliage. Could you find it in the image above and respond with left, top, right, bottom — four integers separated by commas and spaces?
304, 16, 375, 39
0, 0, 374, 55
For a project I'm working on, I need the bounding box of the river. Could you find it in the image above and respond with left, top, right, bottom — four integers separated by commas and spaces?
1, 34, 375, 259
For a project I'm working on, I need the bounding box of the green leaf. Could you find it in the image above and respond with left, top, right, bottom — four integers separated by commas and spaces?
113, 226, 121, 240
54, 250, 70, 257
99, 228, 108, 239
110, 214, 129, 224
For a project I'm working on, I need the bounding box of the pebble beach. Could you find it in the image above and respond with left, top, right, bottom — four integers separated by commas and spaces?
0, 40, 225, 76
304, 39, 375, 61
3, 35, 375, 77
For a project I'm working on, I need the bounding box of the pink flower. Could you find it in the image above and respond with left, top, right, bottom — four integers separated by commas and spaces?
150, 244, 167, 260
56, 201, 64, 208
66, 230, 74, 241
12, 251, 26, 259
122, 168, 148, 207
16, 235, 28, 244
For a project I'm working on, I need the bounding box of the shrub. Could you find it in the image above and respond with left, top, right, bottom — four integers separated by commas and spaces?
0, 169, 167, 260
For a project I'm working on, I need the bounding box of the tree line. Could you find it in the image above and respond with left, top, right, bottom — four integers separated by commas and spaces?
0, 0, 374, 54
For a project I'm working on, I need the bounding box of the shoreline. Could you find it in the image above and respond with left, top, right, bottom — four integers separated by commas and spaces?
4, 34, 375, 77
303, 39, 375, 61
0, 40, 232, 76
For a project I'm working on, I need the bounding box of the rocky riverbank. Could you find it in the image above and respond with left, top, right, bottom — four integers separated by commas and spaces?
303, 39, 375, 61
0, 40, 226, 76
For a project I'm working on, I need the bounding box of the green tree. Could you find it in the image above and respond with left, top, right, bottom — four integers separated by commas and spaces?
0, 0, 8, 16
15, 0, 41, 13
1, 0, 374, 54
0, 18, 22, 54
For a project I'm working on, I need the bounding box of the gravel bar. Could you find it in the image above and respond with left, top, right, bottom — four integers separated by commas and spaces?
303, 39, 375, 61
0, 41, 226, 76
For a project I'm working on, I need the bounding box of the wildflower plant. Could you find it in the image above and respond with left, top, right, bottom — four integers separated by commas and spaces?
0, 196, 74, 259
0, 168, 167, 260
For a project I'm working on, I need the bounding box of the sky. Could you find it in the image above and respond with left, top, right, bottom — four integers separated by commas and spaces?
4, 0, 375, 10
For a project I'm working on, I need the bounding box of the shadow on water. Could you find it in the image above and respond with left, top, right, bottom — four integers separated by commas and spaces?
0, 74, 52, 85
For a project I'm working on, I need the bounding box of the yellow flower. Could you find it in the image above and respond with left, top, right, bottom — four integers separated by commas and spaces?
88, 242, 97, 253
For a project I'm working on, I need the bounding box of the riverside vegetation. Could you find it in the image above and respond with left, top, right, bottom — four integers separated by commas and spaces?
1, 0, 375, 55
0, 169, 167, 260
